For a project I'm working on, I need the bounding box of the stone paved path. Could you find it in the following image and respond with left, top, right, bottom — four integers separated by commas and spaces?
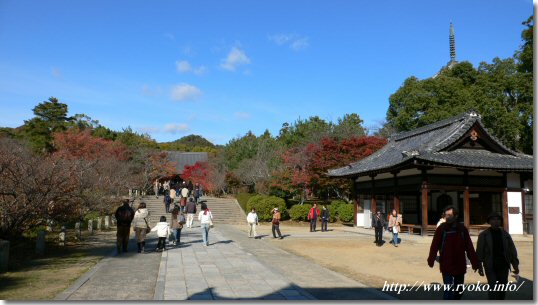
56, 234, 162, 300
57, 224, 394, 300
157, 224, 393, 300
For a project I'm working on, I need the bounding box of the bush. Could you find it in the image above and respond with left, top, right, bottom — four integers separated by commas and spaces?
246, 195, 287, 221
327, 205, 338, 222
288, 204, 311, 221
330, 200, 348, 212
337, 204, 355, 223
236, 192, 256, 212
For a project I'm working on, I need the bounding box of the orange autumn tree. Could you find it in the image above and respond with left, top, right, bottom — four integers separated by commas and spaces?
272, 136, 387, 201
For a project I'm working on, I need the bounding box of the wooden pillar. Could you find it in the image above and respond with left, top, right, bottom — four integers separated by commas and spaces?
463, 188, 470, 228
352, 179, 358, 226
421, 183, 429, 235
393, 172, 400, 213
503, 190, 509, 231
370, 175, 377, 214
502, 173, 509, 231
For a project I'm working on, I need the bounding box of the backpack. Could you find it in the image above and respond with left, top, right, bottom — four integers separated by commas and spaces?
179, 214, 186, 225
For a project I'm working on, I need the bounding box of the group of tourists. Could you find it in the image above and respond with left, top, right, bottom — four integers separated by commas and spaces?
115, 193, 520, 301
307, 203, 330, 232
162, 181, 204, 213
427, 205, 520, 300
114, 195, 214, 254
372, 209, 403, 247
244, 207, 284, 239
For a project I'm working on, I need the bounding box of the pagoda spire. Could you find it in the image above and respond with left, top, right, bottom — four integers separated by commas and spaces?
449, 22, 456, 63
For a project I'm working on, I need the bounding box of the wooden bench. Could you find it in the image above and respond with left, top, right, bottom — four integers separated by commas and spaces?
400, 224, 424, 235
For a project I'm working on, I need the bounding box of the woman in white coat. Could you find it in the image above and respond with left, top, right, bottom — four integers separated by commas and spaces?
198, 202, 213, 246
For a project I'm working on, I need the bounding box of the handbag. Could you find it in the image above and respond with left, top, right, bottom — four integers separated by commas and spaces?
144, 218, 151, 234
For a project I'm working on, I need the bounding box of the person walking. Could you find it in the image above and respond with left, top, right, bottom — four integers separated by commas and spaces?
427, 206, 483, 300
164, 194, 172, 213
198, 202, 213, 246
388, 209, 402, 247
372, 210, 385, 247
187, 180, 194, 197
170, 188, 177, 206
170, 208, 181, 246
476, 212, 519, 300
308, 203, 320, 232
152, 216, 171, 252
193, 183, 203, 204
185, 197, 197, 228
114, 199, 135, 254
246, 208, 259, 238
132, 202, 150, 254
271, 207, 283, 239
321, 205, 330, 232
154, 179, 160, 199
180, 185, 189, 213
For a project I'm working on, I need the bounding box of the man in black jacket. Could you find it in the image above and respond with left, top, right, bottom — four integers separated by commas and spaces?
372, 210, 385, 246
115, 199, 135, 253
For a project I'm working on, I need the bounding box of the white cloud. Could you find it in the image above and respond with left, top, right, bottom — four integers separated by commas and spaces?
176, 60, 207, 75
171, 83, 202, 101
269, 33, 309, 51
163, 123, 190, 134
176, 60, 191, 73
269, 34, 293, 45
220, 47, 251, 71
234, 112, 251, 120
291, 37, 309, 51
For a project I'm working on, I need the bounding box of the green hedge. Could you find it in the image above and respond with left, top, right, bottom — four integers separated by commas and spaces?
337, 204, 355, 223
288, 204, 311, 221
330, 200, 347, 211
246, 195, 287, 221
236, 192, 255, 212
326, 205, 338, 222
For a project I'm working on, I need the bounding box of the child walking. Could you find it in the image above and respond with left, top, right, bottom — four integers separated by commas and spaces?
152, 216, 171, 252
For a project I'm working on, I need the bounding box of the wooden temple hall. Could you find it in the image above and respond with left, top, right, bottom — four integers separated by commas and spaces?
328, 111, 534, 235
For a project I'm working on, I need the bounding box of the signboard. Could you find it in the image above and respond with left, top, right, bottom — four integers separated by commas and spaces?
509, 207, 520, 214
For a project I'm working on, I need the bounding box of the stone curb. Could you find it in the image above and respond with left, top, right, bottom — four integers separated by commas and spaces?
153, 249, 167, 300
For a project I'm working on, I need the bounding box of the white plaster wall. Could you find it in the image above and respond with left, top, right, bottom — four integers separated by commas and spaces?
363, 200, 371, 228
507, 191, 524, 235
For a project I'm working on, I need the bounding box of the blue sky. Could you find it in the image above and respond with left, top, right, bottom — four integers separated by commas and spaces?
0, 0, 532, 145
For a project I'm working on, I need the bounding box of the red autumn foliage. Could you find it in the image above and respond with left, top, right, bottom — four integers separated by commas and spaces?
182, 161, 212, 191
52, 129, 129, 161
273, 136, 387, 197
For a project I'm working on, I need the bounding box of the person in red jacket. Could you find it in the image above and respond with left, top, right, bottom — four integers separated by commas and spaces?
427, 206, 484, 300
308, 203, 321, 232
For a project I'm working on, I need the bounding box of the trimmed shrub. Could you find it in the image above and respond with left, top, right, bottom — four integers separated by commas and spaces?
326, 205, 338, 222
236, 192, 255, 212
246, 195, 287, 221
337, 204, 355, 223
330, 200, 348, 212
289, 204, 311, 221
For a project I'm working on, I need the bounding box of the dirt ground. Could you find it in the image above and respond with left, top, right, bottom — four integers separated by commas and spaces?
0, 230, 117, 300
237, 222, 534, 300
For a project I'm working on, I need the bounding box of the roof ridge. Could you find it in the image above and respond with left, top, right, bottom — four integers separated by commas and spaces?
392, 111, 474, 142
